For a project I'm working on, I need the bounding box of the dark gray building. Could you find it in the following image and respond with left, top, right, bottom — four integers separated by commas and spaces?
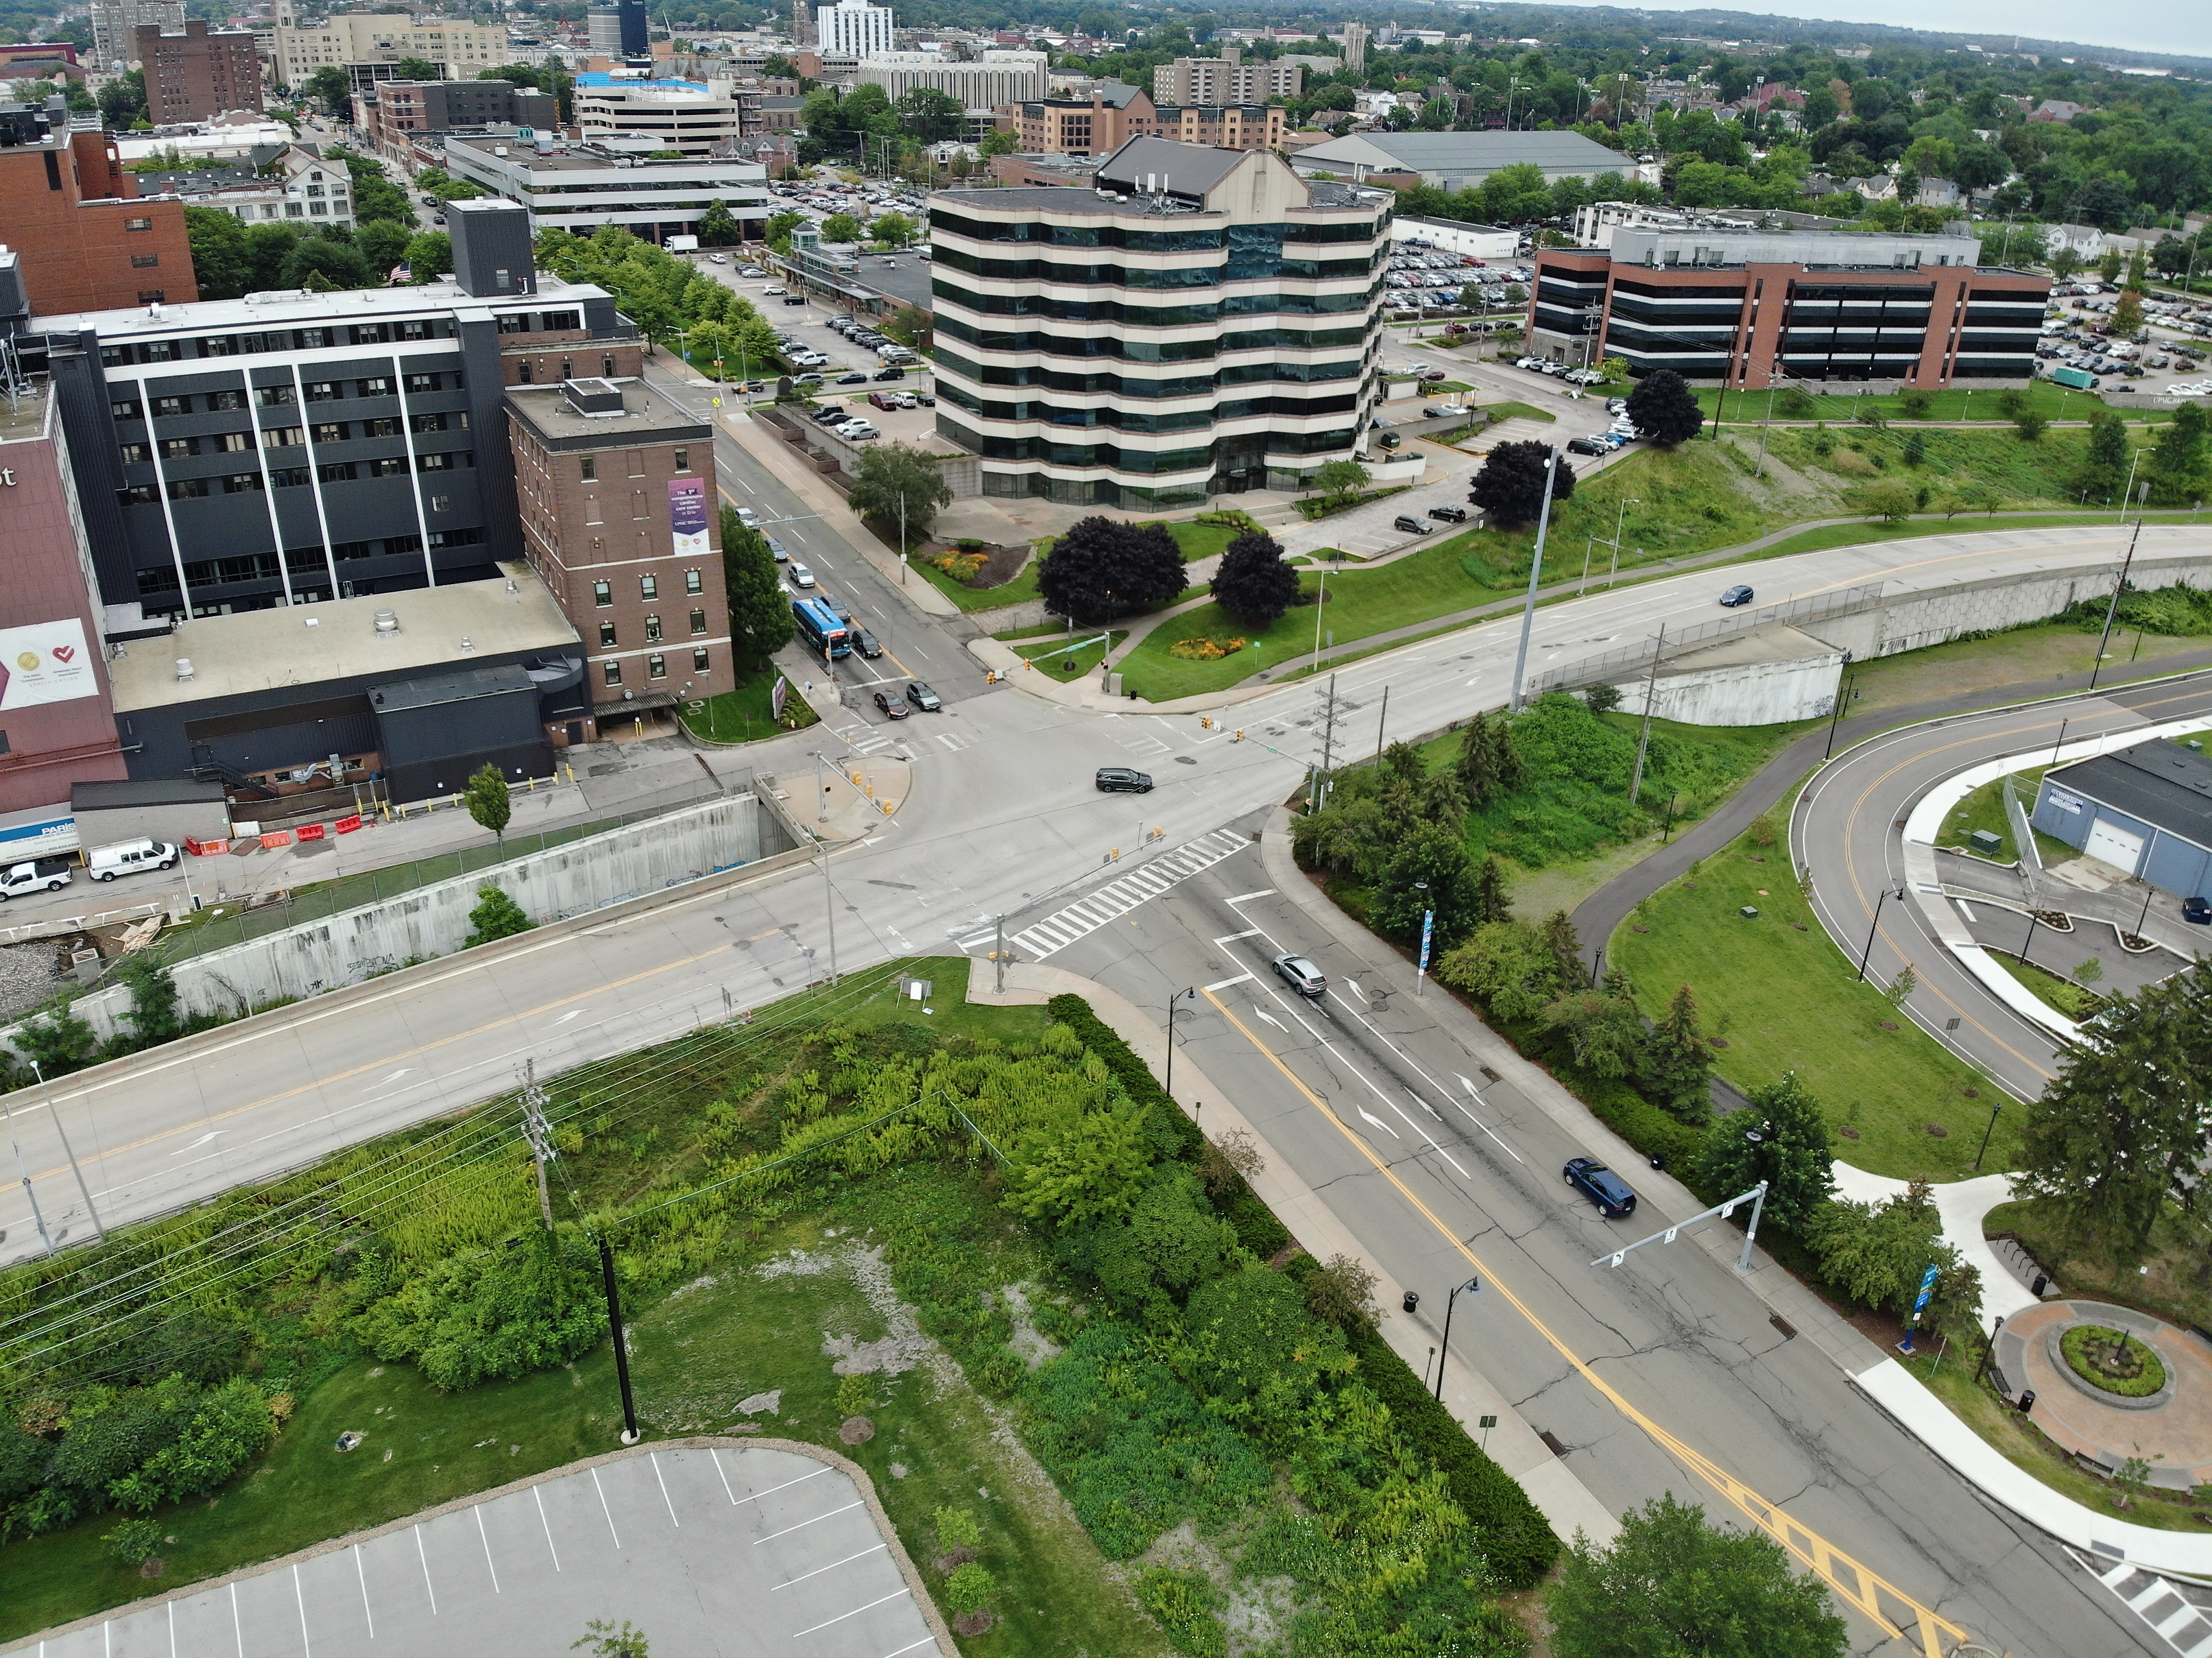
2033, 738, 2212, 899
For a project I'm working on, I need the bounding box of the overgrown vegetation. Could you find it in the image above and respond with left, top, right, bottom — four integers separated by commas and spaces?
0, 964, 1552, 1651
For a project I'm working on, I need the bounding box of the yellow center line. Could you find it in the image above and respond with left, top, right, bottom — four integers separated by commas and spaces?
1201, 986, 1967, 1656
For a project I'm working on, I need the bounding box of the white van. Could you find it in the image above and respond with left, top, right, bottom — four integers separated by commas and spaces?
88, 839, 178, 881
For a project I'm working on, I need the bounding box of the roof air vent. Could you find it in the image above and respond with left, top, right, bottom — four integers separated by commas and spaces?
173, 657, 193, 681
373, 608, 400, 636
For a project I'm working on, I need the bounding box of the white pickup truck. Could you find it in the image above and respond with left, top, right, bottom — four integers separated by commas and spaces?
0, 859, 71, 900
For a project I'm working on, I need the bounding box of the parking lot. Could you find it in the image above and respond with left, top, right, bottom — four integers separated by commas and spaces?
15, 1444, 947, 1658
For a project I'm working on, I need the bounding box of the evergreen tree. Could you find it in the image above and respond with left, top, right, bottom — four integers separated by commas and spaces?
1456, 714, 1525, 806
2148, 404, 2208, 505
1210, 530, 1300, 627
2076, 412, 2131, 502
1639, 983, 1714, 1122
1474, 855, 1511, 923
1625, 368, 1705, 446
1540, 909, 1590, 990
1469, 440, 1574, 526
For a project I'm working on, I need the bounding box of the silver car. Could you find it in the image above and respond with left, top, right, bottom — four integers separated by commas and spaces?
1272, 953, 1326, 998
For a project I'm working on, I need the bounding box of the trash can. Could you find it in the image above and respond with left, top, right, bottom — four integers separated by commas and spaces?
2017, 1389, 2036, 1414
1402, 1290, 1420, 1314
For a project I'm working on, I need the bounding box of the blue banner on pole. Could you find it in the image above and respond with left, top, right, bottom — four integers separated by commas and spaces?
1912, 1264, 1939, 1317
1419, 909, 1434, 974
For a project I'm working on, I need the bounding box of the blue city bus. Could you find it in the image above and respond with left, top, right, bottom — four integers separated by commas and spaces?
791, 597, 851, 658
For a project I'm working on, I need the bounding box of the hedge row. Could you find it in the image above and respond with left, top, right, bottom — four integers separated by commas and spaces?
1045, 993, 1559, 1589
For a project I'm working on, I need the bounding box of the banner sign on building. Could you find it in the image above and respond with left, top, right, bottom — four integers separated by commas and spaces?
0, 618, 97, 710
669, 478, 710, 558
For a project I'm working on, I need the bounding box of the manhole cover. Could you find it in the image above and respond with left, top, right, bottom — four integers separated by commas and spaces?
1175, 756, 1198, 766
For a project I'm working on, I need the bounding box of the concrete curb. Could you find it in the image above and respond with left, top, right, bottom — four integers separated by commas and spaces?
0, 1438, 955, 1657
964, 954, 1621, 1551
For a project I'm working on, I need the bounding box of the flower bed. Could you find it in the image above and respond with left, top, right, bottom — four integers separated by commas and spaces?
2061, 1324, 2168, 1397
1167, 635, 1247, 661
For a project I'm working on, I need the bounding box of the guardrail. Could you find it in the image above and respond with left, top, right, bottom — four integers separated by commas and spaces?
1528, 583, 1885, 696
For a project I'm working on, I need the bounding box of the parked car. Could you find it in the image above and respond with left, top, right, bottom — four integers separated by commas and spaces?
2186, 896, 2212, 924
915, 392, 937, 407
854, 628, 882, 658
868, 390, 900, 410
1428, 505, 1468, 523
1718, 584, 1755, 608
872, 690, 910, 720
0, 859, 70, 900
838, 422, 880, 441
1095, 766, 1152, 793
763, 285, 786, 295
88, 839, 177, 882
1564, 1157, 1637, 1218
1392, 515, 1430, 534
783, 295, 806, 305
1272, 953, 1326, 998
836, 372, 869, 385
873, 366, 906, 381
788, 563, 815, 588
707, 253, 729, 265
1566, 436, 1608, 456
809, 405, 847, 424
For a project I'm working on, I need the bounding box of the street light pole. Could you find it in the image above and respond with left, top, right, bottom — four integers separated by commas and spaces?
28, 1060, 100, 1242
1856, 884, 1904, 982
1164, 986, 1193, 1101
1507, 448, 1561, 711
1972, 1100, 2004, 1173
1434, 1274, 1480, 1399
1, 1089, 52, 1255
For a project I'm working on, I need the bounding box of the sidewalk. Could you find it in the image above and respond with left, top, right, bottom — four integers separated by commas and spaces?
964, 955, 1622, 1552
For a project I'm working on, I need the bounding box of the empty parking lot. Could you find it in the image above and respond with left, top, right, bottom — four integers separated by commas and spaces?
11, 1441, 949, 1658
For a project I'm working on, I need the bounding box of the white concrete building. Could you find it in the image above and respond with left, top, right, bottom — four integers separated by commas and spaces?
1151, 48, 1302, 105
854, 51, 1046, 106
90, 0, 183, 69
574, 82, 744, 154
815, 0, 893, 58
142, 148, 357, 232
445, 134, 768, 241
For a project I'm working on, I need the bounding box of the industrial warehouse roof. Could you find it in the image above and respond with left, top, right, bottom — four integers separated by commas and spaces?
1291, 129, 1627, 182
107, 568, 580, 713
2049, 738, 2212, 852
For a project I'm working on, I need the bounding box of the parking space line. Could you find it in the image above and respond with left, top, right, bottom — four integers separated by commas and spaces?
710, 1449, 738, 1504
475, 1505, 501, 1591
652, 1453, 681, 1526
293, 1563, 313, 1657
754, 1499, 864, 1545
792, 1587, 912, 1637
534, 1485, 563, 1570
738, 1466, 834, 1506
231, 1583, 243, 1658
354, 1545, 375, 1633
592, 1467, 623, 1548
773, 1543, 887, 1590
414, 1525, 438, 1614
877, 1640, 938, 1658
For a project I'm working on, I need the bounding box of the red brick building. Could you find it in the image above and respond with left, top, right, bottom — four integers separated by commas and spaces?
135, 20, 262, 123
0, 118, 195, 314
506, 378, 732, 733
0, 374, 130, 813
1529, 225, 2049, 387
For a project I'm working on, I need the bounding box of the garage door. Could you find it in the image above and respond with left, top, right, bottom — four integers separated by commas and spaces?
2085, 818, 2146, 873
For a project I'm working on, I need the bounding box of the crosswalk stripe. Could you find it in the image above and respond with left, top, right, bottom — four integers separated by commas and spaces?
976, 830, 1257, 962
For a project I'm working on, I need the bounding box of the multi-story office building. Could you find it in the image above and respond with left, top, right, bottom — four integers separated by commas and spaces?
586, 0, 648, 58
89, 0, 182, 69
1528, 226, 2051, 386
358, 79, 560, 166
815, 0, 893, 57
135, 21, 263, 122
25, 200, 633, 626
856, 51, 1047, 106
446, 134, 768, 242
929, 137, 1389, 506
1151, 49, 1302, 107
574, 81, 744, 155
131, 148, 354, 232
1152, 102, 1284, 152
508, 377, 732, 714
0, 99, 195, 315
272, 14, 508, 91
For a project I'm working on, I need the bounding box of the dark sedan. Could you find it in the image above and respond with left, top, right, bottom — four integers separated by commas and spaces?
1564, 1156, 1637, 1218
1719, 585, 1756, 608
871, 690, 910, 720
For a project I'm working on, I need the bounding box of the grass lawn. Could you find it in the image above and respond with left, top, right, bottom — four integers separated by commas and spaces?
1003, 628, 1126, 682
1987, 1195, 2212, 1342
1477, 399, 1556, 423
1697, 380, 2090, 424
1936, 775, 2023, 863
1889, 1342, 2212, 1533
1846, 613, 2211, 717
680, 669, 821, 744
1609, 820, 2017, 1180
1991, 950, 2105, 1019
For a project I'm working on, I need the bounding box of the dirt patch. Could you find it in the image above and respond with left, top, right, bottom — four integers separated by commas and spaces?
839, 1415, 875, 1444
952, 1611, 996, 1637
821, 1246, 936, 1377
1001, 1283, 1063, 1371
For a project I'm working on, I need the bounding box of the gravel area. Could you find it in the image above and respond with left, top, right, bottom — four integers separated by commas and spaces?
0, 941, 64, 1026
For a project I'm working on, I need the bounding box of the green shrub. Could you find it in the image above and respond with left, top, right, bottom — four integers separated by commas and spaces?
103, 1516, 164, 1564
347, 1231, 608, 1390
943, 1560, 998, 1615
1139, 1567, 1228, 1658
2061, 1325, 2167, 1396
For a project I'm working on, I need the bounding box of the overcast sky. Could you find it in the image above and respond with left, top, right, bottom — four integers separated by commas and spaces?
1536, 1, 2211, 62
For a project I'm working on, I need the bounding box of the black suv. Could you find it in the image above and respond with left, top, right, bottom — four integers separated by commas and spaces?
1566, 436, 1607, 456
1564, 1157, 1637, 1218
1095, 766, 1153, 793
1428, 505, 1468, 523
1392, 515, 1431, 534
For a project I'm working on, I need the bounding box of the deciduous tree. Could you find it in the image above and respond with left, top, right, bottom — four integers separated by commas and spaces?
463, 762, 512, 848
846, 443, 953, 544
1625, 368, 1705, 446
1691, 1071, 1835, 1232
463, 885, 534, 947
1210, 530, 1299, 627
1037, 517, 1187, 622
1469, 440, 1573, 526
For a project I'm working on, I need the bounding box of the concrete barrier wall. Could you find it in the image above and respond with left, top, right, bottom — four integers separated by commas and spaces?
1806, 555, 2205, 662
1613, 650, 1845, 725
8, 792, 796, 1046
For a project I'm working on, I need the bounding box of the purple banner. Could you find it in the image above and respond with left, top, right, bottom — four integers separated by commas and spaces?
669, 477, 709, 556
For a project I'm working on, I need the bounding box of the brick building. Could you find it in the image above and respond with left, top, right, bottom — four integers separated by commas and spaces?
1008, 82, 1285, 158
356, 79, 560, 167
136, 20, 262, 123
506, 378, 731, 727
0, 101, 195, 314
1528, 226, 2050, 387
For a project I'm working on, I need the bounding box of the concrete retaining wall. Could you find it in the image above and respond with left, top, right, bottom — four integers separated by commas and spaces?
1613, 649, 1845, 725
6, 792, 798, 1047
1804, 554, 2205, 662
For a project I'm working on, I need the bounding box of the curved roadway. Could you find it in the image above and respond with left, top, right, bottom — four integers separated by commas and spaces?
1795, 670, 2212, 1102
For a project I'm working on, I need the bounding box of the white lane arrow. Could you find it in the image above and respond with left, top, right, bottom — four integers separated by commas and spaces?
1344, 978, 1369, 1006
548, 1010, 588, 1026
1254, 1007, 1287, 1032
1356, 1106, 1401, 1139
170, 1131, 225, 1157
1452, 1075, 1524, 1164
366, 1068, 414, 1089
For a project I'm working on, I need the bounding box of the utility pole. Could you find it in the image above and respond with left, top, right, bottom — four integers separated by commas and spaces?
1, 1091, 52, 1255
1374, 684, 1389, 761
1628, 624, 1665, 803
598, 1235, 641, 1444
1508, 448, 1561, 711
520, 1058, 555, 1232
27, 1060, 100, 1242
994, 913, 1007, 994
820, 833, 839, 986
2089, 498, 2146, 690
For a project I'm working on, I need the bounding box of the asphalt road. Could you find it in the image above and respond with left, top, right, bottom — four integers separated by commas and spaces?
1794, 671, 2212, 1101
1057, 853, 2150, 1658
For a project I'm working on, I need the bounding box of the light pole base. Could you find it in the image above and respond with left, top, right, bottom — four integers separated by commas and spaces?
620, 1428, 642, 1446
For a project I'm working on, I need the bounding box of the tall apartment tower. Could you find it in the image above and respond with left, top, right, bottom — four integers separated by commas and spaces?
89, 0, 183, 68
1151, 47, 1303, 106
815, 0, 892, 56
136, 20, 264, 122
1340, 21, 1368, 75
